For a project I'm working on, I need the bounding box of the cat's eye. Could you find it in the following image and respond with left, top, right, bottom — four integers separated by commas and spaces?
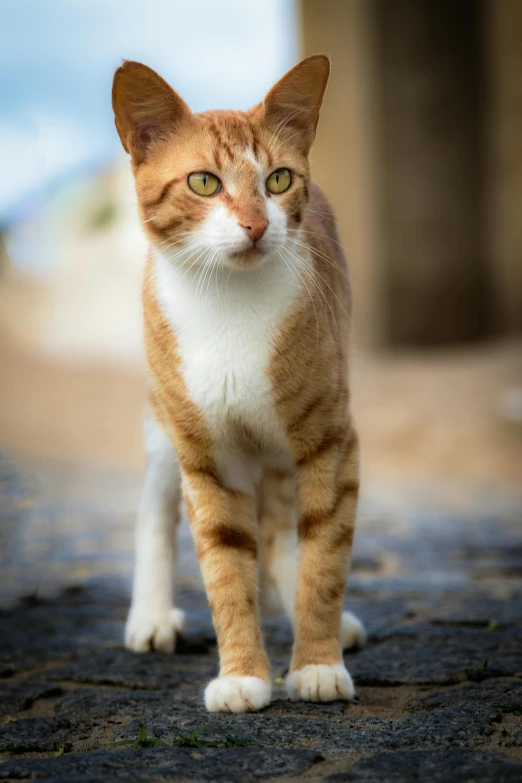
266, 168, 291, 194
188, 172, 221, 196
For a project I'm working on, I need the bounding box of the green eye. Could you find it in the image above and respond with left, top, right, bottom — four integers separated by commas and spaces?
266, 168, 291, 194
188, 172, 221, 196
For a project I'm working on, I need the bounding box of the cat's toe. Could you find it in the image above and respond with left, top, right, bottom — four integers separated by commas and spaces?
341, 611, 367, 650
125, 605, 185, 653
204, 676, 271, 713
286, 663, 355, 702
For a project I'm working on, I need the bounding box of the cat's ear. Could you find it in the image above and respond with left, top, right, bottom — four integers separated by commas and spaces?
261, 55, 330, 154
112, 61, 191, 165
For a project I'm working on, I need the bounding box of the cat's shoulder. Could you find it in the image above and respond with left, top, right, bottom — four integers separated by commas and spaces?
304, 181, 341, 239
307, 180, 335, 214
304, 182, 346, 259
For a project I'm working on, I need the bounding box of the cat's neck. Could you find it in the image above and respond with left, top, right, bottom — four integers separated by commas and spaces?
152, 244, 305, 320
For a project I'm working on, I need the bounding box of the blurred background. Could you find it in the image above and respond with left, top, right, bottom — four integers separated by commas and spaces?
0, 0, 521, 604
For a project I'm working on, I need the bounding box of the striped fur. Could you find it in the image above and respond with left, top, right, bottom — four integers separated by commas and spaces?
113, 55, 364, 712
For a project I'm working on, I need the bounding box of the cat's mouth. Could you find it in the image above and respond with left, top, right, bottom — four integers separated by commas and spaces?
227, 245, 267, 269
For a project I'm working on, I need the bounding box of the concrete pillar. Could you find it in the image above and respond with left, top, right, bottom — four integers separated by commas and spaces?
300, 0, 492, 347
299, 0, 384, 347
486, 0, 522, 334
375, 0, 490, 345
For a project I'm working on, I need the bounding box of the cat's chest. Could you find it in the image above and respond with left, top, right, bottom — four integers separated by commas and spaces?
153, 253, 299, 447
175, 308, 276, 425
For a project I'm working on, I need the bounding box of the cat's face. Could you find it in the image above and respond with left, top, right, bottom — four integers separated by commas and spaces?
113, 57, 329, 270
131, 110, 310, 269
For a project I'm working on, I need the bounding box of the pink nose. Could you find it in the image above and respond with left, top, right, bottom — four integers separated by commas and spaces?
239, 218, 268, 244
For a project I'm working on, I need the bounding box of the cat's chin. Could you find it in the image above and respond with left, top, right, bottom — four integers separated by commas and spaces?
226, 246, 269, 270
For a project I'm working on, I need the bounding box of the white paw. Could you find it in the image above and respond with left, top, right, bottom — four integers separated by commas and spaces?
286, 663, 355, 702
341, 611, 367, 650
204, 676, 271, 713
125, 605, 185, 653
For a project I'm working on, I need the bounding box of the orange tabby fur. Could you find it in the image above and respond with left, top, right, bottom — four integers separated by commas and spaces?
113, 55, 363, 712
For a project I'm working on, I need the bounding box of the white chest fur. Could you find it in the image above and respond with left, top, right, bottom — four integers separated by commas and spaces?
153, 250, 301, 470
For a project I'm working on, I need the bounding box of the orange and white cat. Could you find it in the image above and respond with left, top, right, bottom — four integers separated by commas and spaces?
112, 55, 365, 713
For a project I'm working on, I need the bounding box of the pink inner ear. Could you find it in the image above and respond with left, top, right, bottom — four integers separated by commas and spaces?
135, 123, 157, 150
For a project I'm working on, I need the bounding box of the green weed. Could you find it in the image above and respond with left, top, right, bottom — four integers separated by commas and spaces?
111, 723, 169, 748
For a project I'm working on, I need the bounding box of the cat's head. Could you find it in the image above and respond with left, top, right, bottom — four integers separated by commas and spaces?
112, 56, 329, 270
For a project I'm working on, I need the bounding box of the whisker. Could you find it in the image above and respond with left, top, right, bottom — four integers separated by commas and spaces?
205, 249, 220, 310
304, 208, 348, 220
291, 226, 347, 251
154, 235, 197, 255
296, 263, 341, 345
288, 236, 352, 286
195, 252, 214, 319
176, 246, 208, 284
153, 228, 197, 247
295, 247, 351, 323
289, 231, 348, 265
283, 244, 338, 343
162, 243, 204, 267
278, 248, 320, 355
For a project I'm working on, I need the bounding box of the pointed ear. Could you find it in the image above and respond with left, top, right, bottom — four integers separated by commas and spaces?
261, 55, 330, 154
112, 61, 191, 165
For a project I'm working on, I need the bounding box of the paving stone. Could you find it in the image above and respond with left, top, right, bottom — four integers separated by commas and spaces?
0, 599, 124, 669
0, 746, 322, 781
25, 778, 124, 783
57, 687, 205, 722
323, 749, 522, 782
57, 687, 356, 728
409, 677, 522, 712
506, 730, 522, 747
268, 697, 350, 717
116, 704, 498, 754
428, 593, 522, 628
0, 716, 77, 753
42, 650, 216, 690
0, 682, 63, 716
350, 624, 522, 685
0, 585, 214, 671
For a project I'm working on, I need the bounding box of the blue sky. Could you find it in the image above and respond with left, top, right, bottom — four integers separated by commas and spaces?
0, 0, 298, 221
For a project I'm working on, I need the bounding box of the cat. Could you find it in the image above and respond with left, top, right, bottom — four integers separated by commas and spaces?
112, 54, 365, 713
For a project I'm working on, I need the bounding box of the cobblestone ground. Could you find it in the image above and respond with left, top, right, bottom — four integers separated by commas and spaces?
1, 453, 522, 782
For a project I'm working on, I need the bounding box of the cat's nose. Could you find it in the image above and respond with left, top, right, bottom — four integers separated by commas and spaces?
240, 218, 269, 244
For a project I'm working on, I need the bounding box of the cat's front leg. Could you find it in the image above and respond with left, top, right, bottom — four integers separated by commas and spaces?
182, 469, 271, 713
287, 425, 360, 702
259, 470, 366, 651
125, 415, 185, 653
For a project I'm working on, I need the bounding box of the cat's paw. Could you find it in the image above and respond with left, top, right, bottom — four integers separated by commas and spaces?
125, 605, 185, 653
204, 676, 271, 713
341, 611, 367, 650
286, 663, 355, 702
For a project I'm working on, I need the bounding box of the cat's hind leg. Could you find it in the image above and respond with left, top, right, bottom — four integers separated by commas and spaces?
125, 411, 185, 653
340, 611, 367, 651
259, 471, 298, 621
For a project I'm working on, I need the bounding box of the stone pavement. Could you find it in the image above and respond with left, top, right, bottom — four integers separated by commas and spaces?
1, 453, 522, 782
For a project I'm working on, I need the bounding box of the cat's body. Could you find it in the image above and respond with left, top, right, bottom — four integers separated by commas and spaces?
113, 56, 365, 713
